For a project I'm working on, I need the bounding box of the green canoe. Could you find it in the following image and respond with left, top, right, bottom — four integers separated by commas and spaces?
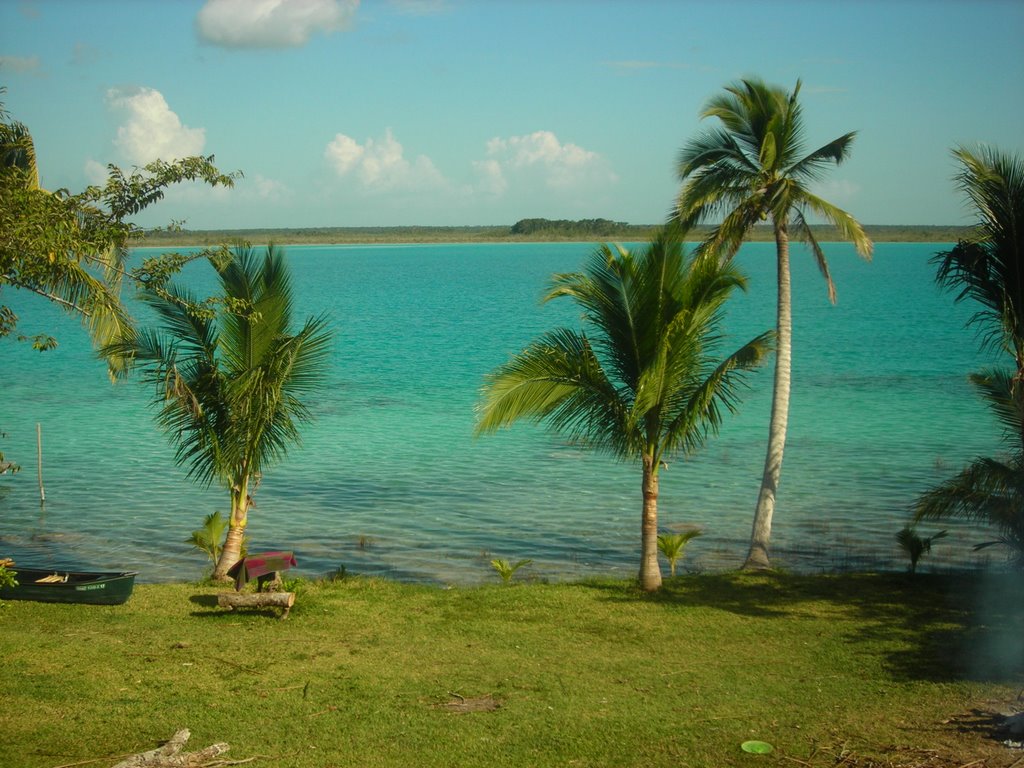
0, 567, 138, 605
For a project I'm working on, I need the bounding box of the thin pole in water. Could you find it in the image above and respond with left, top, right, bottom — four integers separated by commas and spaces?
36, 422, 45, 504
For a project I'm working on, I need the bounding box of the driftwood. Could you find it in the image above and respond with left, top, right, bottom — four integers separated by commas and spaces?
217, 591, 295, 619
110, 729, 230, 768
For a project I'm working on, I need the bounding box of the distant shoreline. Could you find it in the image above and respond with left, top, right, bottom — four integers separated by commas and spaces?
132, 224, 971, 248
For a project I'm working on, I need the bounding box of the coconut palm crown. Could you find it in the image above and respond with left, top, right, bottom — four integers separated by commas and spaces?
108, 244, 332, 578
674, 77, 873, 569
915, 147, 1024, 566
476, 226, 772, 591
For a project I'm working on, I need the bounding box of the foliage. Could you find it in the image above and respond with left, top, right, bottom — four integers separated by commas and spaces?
185, 511, 234, 565
137, 223, 973, 249
477, 225, 772, 591
674, 77, 872, 571
0, 87, 238, 368
510, 218, 629, 238
915, 147, 1024, 567
895, 526, 947, 574
490, 558, 533, 584
0, 564, 16, 590
107, 244, 333, 578
657, 528, 703, 576
916, 371, 1024, 566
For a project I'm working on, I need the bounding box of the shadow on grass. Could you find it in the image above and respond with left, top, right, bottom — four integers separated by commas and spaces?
588, 570, 1024, 684
189, 593, 220, 608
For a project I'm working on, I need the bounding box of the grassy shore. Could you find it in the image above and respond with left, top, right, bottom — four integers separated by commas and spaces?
132, 224, 972, 248
2, 572, 1022, 767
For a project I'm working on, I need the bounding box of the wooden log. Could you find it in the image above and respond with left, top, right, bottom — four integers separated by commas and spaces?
217, 591, 295, 618
110, 728, 229, 767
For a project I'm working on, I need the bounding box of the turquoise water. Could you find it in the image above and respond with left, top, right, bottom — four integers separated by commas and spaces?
0, 242, 1006, 583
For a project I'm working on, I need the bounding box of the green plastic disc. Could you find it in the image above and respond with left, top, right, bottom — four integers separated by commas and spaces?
741, 740, 774, 754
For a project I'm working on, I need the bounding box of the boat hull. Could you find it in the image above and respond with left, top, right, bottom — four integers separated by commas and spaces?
0, 567, 138, 605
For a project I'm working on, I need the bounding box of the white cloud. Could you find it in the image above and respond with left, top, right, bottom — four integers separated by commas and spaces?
106, 86, 205, 165
0, 54, 41, 74
196, 0, 359, 49
475, 130, 616, 193
325, 129, 446, 191
250, 174, 291, 200
84, 158, 109, 185
811, 178, 861, 207
472, 158, 506, 196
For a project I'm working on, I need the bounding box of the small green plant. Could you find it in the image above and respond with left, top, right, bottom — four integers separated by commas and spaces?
490, 558, 532, 584
184, 511, 247, 567
0, 563, 17, 607
896, 526, 947, 574
328, 564, 348, 581
0, 564, 17, 589
657, 529, 703, 577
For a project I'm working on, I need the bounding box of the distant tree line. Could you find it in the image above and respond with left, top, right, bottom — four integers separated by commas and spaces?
509, 218, 631, 237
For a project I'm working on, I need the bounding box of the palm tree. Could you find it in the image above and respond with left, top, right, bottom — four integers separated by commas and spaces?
675, 77, 873, 570
657, 528, 703, 577
476, 226, 772, 591
915, 147, 1024, 566
109, 244, 332, 579
896, 526, 947, 574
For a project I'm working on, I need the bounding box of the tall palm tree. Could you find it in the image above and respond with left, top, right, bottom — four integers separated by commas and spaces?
675, 77, 873, 570
476, 226, 772, 591
915, 147, 1024, 566
109, 244, 332, 579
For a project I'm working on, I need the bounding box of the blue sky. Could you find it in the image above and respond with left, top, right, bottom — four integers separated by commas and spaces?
2, 0, 1022, 229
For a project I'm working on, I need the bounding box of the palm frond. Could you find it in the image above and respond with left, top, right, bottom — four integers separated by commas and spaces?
798, 191, 874, 260
791, 209, 838, 304
933, 147, 1024, 357
786, 131, 858, 181
476, 328, 626, 441
915, 455, 1024, 566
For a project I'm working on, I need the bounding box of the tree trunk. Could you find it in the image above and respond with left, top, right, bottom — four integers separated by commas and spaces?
744, 221, 792, 570
639, 456, 662, 592
212, 476, 249, 580
111, 729, 229, 767
218, 590, 295, 618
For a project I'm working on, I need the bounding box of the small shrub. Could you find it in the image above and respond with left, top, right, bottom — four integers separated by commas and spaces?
185, 511, 229, 564
897, 526, 947, 574
490, 558, 532, 584
657, 529, 703, 577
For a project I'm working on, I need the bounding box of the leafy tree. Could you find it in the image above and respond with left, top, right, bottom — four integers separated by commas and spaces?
510, 218, 629, 238
915, 147, 1024, 567
674, 77, 873, 570
476, 226, 771, 591
1, 94, 237, 359
108, 244, 333, 579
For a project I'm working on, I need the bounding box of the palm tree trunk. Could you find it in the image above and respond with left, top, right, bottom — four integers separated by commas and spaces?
639, 456, 662, 591
212, 478, 250, 580
744, 221, 793, 570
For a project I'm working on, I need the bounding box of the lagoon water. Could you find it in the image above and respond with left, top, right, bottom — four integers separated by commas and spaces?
0, 241, 1006, 583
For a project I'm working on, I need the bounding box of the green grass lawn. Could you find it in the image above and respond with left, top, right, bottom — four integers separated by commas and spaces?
2, 572, 1022, 767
